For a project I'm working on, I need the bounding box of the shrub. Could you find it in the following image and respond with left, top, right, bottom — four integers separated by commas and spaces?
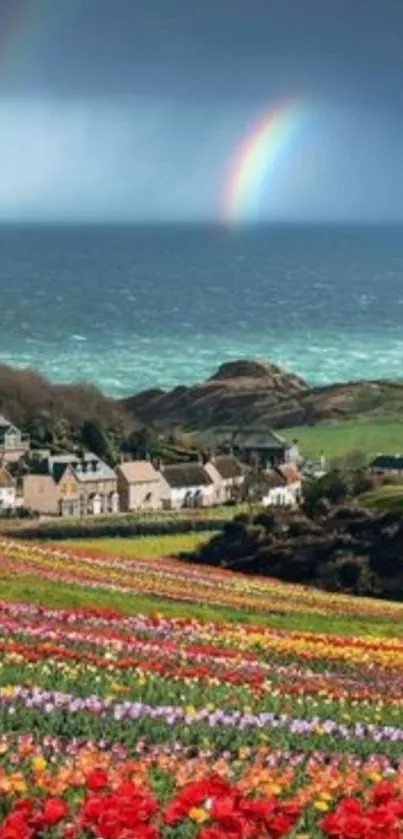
189, 506, 403, 601
7, 517, 226, 541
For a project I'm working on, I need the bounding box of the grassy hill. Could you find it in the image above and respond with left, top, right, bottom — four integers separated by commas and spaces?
282, 416, 403, 460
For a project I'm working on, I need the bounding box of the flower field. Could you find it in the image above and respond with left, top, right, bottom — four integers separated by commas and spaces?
3, 537, 403, 623
0, 539, 402, 837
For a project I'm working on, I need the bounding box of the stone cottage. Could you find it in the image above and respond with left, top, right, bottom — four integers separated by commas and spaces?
205, 454, 245, 504
24, 453, 119, 517
117, 460, 162, 511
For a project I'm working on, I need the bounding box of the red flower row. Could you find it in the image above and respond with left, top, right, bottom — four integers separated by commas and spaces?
321, 781, 403, 839
2, 771, 403, 839
0, 769, 301, 839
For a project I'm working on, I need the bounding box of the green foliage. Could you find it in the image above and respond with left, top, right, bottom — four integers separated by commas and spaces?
81, 418, 117, 465
190, 505, 403, 601
303, 470, 350, 516
5, 516, 226, 541
0, 505, 249, 539
330, 449, 368, 471
122, 426, 160, 459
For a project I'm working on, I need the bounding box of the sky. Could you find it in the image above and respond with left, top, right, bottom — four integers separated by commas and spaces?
0, 0, 402, 223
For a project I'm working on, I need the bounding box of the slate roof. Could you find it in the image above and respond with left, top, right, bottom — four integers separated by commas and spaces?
28, 460, 72, 485
74, 463, 116, 483
368, 455, 403, 471
118, 460, 160, 484
48, 453, 99, 466
162, 463, 213, 489
213, 455, 244, 480
31, 453, 116, 483
52, 463, 71, 484
261, 469, 287, 490
232, 430, 287, 450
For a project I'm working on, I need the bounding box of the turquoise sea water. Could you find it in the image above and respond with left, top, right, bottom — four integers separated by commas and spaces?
1, 223, 403, 396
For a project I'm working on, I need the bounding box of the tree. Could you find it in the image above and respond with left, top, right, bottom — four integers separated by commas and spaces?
80, 418, 116, 465
303, 470, 350, 517
123, 426, 160, 460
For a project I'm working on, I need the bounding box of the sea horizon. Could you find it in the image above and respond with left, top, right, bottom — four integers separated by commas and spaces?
2, 221, 403, 396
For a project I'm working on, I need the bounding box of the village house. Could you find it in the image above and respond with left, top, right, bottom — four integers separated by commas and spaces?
204, 454, 245, 504
367, 455, 403, 478
24, 453, 119, 517
259, 464, 302, 508
24, 462, 80, 517
0, 415, 30, 464
159, 463, 215, 510
117, 460, 162, 511
0, 465, 17, 513
231, 429, 291, 468
277, 464, 303, 505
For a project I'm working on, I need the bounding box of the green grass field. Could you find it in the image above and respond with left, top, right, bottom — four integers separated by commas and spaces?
63, 532, 216, 558
282, 417, 403, 460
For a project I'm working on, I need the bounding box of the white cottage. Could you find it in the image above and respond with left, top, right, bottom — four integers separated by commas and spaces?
159, 463, 215, 510
205, 454, 245, 504
261, 465, 302, 508
0, 415, 30, 464
277, 464, 302, 506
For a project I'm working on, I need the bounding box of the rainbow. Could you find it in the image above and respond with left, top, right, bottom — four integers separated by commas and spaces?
221, 98, 307, 226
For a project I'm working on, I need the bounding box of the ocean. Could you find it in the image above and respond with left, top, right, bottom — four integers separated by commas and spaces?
1, 223, 403, 397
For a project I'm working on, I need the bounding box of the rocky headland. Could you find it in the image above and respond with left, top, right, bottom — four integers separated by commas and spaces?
120, 359, 403, 431
1, 359, 403, 447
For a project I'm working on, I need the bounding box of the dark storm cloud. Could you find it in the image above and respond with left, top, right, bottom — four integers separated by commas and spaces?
4, 0, 401, 105
0, 0, 402, 221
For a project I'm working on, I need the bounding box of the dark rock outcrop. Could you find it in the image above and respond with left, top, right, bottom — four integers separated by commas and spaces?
121, 359, 309, 429
121, 360, 403, 431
